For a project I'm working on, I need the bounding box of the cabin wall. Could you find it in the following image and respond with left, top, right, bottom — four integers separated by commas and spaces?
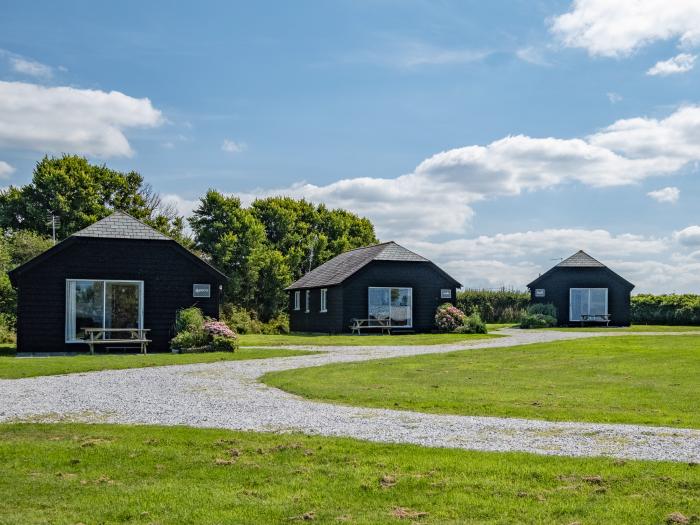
288, 285, 344, 333
529, 267, 632, 326
340, 261, 456, 333
14, 237, 224, 353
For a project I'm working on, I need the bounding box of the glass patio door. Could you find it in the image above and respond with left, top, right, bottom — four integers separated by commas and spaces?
569, 288, 608, 321
105, 282, 141, 336
368, 287, 413, 327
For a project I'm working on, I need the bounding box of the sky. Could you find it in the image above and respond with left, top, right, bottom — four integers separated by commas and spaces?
1, 0, 700, 293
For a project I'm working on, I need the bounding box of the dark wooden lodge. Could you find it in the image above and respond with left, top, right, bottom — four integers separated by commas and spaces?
286, 241, 461, 333
527, 250, 635, 326
9, 211, 226, 353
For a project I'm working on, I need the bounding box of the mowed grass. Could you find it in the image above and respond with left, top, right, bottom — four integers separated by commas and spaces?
547, 325, 700, 332
0, 348, 315, 380
239, 332, 498, 347
265, 335, 700, 428
1, 424, 699, 525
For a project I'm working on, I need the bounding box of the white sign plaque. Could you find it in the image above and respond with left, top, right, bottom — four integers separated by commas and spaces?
535, 289, 545, 298
193, 284, 211, 298
440, 289, 452, 299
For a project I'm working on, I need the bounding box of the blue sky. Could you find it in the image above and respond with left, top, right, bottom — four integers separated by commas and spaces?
1, 0, 700, 292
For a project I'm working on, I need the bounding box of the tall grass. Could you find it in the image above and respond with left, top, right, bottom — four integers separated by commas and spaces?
456, 288, 529, 323
631, 294, 700, 325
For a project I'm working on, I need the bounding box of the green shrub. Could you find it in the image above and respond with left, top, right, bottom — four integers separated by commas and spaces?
175, 307, 205, 334
0, 312, 15, 344
526, 303, 557, 318
171, 330, 208, 352
456, 289, 529, 323
221, 304, 289, 334
520, 313, 557, 329
210, 335, 238, 352
262, 312, 290, 334
435, 303, 467, 332
631, 294, 700, 325
455, 312, 488, 334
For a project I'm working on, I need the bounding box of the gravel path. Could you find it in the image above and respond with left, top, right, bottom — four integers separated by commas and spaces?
1, 329, 699, 463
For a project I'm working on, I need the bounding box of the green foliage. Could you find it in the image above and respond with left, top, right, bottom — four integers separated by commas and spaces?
456, 289, 529, 323
631, 294, 700, 325
172, 306, 239, 353
210, 335, 239, 352
221, 305, 290, 335
520, 313, 558, 329
170, 330, 209, 352
527, 302, 557, 317
0, 155, 186, 242
174, 306, 205, 334
455, 312, 488, 334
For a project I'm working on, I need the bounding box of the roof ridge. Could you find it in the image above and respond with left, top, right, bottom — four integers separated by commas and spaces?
72, 210, 172, 241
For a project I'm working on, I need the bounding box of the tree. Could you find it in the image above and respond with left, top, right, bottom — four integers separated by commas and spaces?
0, 155, 186, 241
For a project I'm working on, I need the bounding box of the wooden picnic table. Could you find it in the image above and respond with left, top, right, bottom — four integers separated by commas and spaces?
580, 314, 611, 327
349, 318, 392, 335
82, 327, 151, 354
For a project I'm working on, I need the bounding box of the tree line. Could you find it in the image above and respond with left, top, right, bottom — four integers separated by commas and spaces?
0, 155, 378, 324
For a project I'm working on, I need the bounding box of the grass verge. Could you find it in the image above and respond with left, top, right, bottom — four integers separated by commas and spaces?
546, 325, 700, 332
264, 335, 700, 428
1, 423, 698, 524
239, 332, 498, 347
0, 348, 315, 379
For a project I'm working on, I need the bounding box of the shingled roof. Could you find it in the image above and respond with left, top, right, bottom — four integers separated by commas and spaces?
72, 211, 171, 241
556, 250, 605, 268
286, 241, 433, 290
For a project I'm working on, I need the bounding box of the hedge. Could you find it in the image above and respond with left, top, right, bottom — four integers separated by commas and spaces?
456, 289, 529, 323
631, 294, 700, 325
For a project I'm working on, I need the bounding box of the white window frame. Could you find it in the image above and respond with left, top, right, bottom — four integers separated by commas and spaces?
65, 279, 144, 343
305, 290, 310, 313
320, 288, 327, 313
569, 287, 608, 321
368, 287, 413, 328
293, 290, 300, 311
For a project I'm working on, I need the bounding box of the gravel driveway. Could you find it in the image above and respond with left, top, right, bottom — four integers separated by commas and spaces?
1, 329, 699, 463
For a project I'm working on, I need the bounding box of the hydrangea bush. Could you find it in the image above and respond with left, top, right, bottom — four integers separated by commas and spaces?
435, 303, 467, 332
171, 307, 239, 353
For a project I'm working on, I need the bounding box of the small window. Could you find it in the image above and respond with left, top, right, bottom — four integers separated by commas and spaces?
294, 291, 300, 310
320, 289, 327, 312
305, 290, 310, 313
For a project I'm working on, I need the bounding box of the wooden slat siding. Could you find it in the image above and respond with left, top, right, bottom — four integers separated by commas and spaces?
14, 237, 225, 353
529, 267, 632, 326
289, 260, 456, 333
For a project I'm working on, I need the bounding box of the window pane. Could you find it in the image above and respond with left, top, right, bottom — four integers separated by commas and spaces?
390, 288, 411, 326
106, 282, 140, 336
74, 280, 104, 339
590, 288, 607, 316
368, 288, 390, 324
570, 288, 587, 321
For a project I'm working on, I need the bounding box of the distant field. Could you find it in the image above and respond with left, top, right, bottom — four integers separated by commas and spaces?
265, 335, 700, 428
238, 332, 499, 347
0, 348, 315, 379
1, 423, 698, 525
547, 325, 700, 332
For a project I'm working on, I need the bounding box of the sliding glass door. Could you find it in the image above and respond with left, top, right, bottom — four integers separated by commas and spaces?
368, 287, 412, 327
66, 280, 143, 342
569, 288, 608, 321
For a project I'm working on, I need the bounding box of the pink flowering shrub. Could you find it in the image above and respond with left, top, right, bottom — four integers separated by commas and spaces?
435, 303, 467, 332
171, 307, 238, 352
204, 320, 237, 338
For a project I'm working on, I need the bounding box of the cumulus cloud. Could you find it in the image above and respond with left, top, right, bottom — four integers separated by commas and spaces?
222, 139, 247, 154
550, 0, 700, 57
675, 226, 700, 247
647, 53, 697, 76
0, 81, 163, 157
647, 186, 680, 203
0, 161, 15, 178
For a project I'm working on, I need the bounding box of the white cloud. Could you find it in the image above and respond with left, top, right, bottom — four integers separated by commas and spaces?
550, 0, 700, 57
222, 139, 247, 154
647, 53, 697, 76
647, 186, 680, 203
161, 194, 200, 218
606, 92, 622, 103
0, 161, 15, 178
0, 81, 163, 157
10, 56, 53, 78
515, 46, 551, 66
348, 39, 489, 69
675, 226, 700, 247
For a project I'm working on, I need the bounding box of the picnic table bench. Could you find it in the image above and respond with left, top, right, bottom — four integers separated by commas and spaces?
349, 318, 394, 335
82, 327, 151, 354
580, 314, 611, 327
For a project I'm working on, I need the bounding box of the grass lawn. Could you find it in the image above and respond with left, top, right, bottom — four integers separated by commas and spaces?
238, 332, 499, 347
1, 424, 698, 524
265, 335, 700, 429
546, 325, 700, 332
0, 348, 315, 380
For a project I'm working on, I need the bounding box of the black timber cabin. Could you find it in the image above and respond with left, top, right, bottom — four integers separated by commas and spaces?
527, 250, 635, 326
8, 211, 227, 353
286, 241, 461, 333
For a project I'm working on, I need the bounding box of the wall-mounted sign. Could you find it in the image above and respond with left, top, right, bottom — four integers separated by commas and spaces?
440, 289, 452, 299
193, 284, 211, 298
535, 288, 546, 298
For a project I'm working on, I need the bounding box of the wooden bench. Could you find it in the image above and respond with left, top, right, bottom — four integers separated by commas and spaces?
580, 314, 611, 327
82, 328, 151, 354
349, 318, 395, 335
